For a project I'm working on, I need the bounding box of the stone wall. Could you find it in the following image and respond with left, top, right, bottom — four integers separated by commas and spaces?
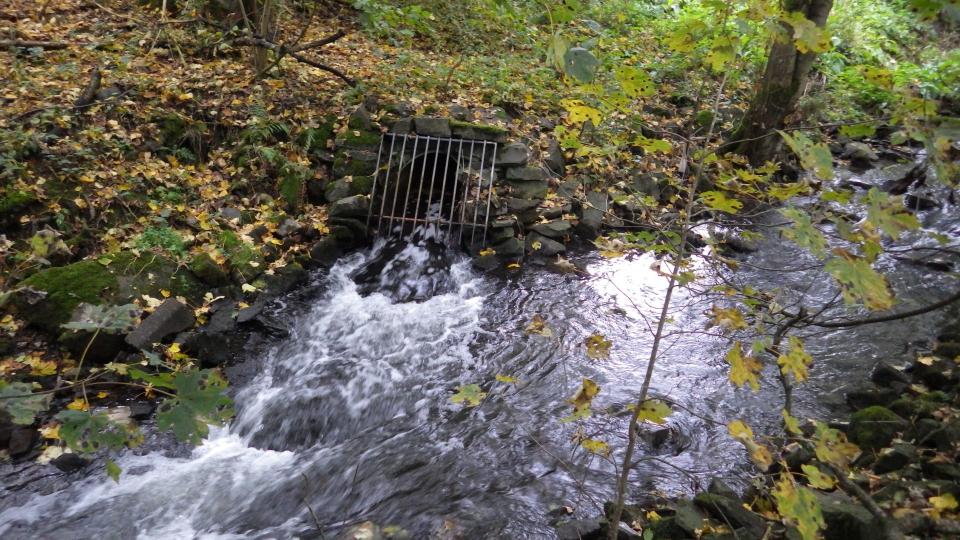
311, 101, 590, 268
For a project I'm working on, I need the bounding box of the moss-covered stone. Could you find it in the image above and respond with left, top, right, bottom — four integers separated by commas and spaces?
189, 252, 230, 287
849, 406, 907, 451
333, 150, 378, 177
14, 251, 206, 334
16, 260, 118, 333
335, 130, 381, 149
450, 120, 508, 143
219, 231, 265, 282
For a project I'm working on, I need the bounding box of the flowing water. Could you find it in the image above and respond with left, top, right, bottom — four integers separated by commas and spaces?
1, 166, 956, 539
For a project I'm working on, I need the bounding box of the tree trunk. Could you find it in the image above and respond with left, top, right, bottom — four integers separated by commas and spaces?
726, 0, 834, 165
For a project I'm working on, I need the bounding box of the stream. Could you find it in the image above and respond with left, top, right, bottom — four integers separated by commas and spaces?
0, 164, 956, 539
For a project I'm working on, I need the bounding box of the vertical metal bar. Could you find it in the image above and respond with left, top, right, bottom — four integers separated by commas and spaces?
401, 136, 420, 237
436, 138, 453, 239
469, 141, 488, 248
425, 137, 442, 235
457, 139, 476, 246
366, 135, 386, 231
376, 133, 398, 235
387, 135, 409, 236
481, 142, 498, 247
447, 139, 465, 242
412, 136, 432, 234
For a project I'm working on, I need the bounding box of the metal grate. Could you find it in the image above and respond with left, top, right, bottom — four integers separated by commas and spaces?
365, 133, 497, 249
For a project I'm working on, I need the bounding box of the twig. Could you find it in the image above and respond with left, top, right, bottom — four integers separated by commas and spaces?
232, 35, 355, 86
0, 39, 68, 49
74, 66, 102, 108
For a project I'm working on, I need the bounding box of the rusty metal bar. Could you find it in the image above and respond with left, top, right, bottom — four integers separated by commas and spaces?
482, 142, 497, 247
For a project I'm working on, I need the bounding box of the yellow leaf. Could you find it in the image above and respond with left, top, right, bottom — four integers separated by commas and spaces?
584, 333, 612, 359
801, 464, 836, 490
580, 438, 611, 457
160, 289, 171, 298
241, 283, 258, 293
782, 410, 802, 435
727, 343, 762, 391
634, 399, 672, 424
40, 424, 61, 439
524, 314, 554, 337
563, 378, 600, 422
96, 391, 109, 399
67, 398, 89, 411
506, 263, 521, 270
728, 420, 754, 442
479, 247, 496, 256
561, 99, 603, 125
929, 494, 958, 518
778, 336, 813, 383
495, 374, 518, 384
708, 305, 748, 332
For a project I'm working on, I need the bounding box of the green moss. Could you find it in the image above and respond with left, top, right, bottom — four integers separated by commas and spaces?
17, 260, 118, 332
849, 406, 907, 451
333, 153, 378, 177
218, 231, 264, 282
189, 253, 230, 287
450, 120, 509, 142
336, 130, 381, 149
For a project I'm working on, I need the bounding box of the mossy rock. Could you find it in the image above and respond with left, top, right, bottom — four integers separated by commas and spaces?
15, 260, 118, 333
325, 176, 373, 202
219, 231, 265, 282
189, 253, 230, 287
335, 130, 381, 149
14, 252, 206, 334
296, 117, 336, 155
333, 150, 379, 177
450, 120, 508, 143
848, 406, 907, 451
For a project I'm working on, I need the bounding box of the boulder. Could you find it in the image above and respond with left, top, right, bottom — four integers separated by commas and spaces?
841, 142, 879, 167
904, 193, 940, 211
530, 219, 572, 239
556, 518, 603, 540
873, 443, 916, 474
390, 117, 413, 134
506, 167, 549, 181
413, 117, 451, 138
506, 197, 539, 213
450, 120, 508, 143
347, 104, 372, 131
848, 406, 906, 451
51, 452, 90, 473
189, 253, 230, 287
674, 499, 709, 535
126, 299, 195, 349
526, 233, 565, 257
845, 384, 900, 410
815, 491, 882, 540
329, 195, 370, 219
693, 492, 765, 537
509, 180, 548, 200
497, 143, 528, 167
276, 218, 303, 238
492, 237, 524, 258
578, 191, 608, 239
870, 362, 909, 387
309, 237, 344, 267
544, 138, 565, 174
14, 253, 205, 334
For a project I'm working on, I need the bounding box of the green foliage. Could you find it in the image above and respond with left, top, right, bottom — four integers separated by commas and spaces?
135, 226, 188, 258
779, 131, 833, 181
0, 380, 50, 425
773, 473, 825, 540
56, 409, 143, 454
61, 303, 141, 333
825, 253, 894, 310
156, 369, 234, 444
450, 383, 486, 407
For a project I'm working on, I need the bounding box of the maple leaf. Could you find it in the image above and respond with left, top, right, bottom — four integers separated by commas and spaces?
584, 333, 612, 359
450, 384, 486, 407
726, 342, 762, 392
562, 378, 600, 422
525, 314, 554, 337
708, 305, 748, 333
778, 336, 813, 383
825, 251, 894, 311
773, 472, 825, 540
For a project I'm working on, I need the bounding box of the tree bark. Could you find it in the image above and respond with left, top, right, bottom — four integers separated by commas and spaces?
725, 0, 834, 165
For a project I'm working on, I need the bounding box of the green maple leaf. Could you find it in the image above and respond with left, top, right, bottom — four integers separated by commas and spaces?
825, 254, 894, 310
777, 336, 813, 383
781, 208, 827, 258
156, 369, 234, 444
56, 409, 142, 454
779, 131, 833, 180
783, 11, 831, 53
726, 342, 761, 392
634, 399, 672, 425
615, 67, 655, 98
0, 381, 50, 425
450, 383, 486, 407
863, 188, 919, 240
700, 190, 742, 214
774, 473, 826, 540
